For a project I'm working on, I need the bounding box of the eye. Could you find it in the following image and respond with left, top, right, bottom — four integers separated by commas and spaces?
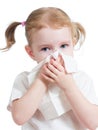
60, 44, 68, 48
41, 47, 50, 51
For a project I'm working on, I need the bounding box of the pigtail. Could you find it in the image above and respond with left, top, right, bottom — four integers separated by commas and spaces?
72, 22, 86, 47
2, 22, 21, 51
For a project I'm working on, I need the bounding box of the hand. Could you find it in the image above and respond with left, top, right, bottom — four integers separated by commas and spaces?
40, 54, 73, 90
36, 54, 64, 86
36, 63, 52, 86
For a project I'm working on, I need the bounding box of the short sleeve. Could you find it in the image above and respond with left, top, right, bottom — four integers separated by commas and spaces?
73, 71, 98, 105
7, 72, 29, 111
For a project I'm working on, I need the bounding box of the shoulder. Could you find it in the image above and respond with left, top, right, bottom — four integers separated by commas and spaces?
13, 71, 30, 88
73, 71, 92, 81
74, 71, 98, 105
73, 71, 93, 89
15, 71, 29, 80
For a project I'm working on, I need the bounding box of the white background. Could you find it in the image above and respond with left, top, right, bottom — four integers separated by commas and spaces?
0, 0, 98, 129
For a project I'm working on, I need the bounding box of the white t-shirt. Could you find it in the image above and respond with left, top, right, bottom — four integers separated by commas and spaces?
8, 71, 98, 130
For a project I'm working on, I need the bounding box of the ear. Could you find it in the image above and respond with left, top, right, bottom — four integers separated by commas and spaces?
25, 45, 35, 60
73, 37, 77, 46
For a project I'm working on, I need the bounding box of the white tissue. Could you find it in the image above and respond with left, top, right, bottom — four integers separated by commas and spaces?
28, 51, 78, 120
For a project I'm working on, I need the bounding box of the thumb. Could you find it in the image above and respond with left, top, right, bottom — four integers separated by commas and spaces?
58, 54, 64, 67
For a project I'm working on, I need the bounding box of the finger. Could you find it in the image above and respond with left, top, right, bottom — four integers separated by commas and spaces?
47, 62, 59, 75
50, 59, 65, 72
41, 73, 54, 83
58, 54, 65, 67
43, 64, 57, 79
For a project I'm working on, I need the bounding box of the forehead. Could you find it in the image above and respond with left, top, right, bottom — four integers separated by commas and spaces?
32, 27, 72, 44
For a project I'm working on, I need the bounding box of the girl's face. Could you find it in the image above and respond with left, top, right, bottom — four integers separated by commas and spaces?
25, 27, 75, 63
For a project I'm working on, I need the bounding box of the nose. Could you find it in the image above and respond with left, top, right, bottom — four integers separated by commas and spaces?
53, 48, 58, 52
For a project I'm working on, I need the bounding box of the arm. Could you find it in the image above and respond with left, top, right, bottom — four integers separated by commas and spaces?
12, 78, 47, 125
63, 76, 98, 130
42, 57, 98, 130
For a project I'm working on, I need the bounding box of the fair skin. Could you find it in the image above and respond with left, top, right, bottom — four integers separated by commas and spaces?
11, 27, 98, 130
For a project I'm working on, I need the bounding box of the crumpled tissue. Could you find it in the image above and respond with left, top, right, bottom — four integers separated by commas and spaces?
27, 50, 78, 120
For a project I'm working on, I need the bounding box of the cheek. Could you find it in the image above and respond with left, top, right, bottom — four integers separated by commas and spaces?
62, 47, 74, 56
67, 48, 73, 55
38, 50, 55, 62
35, 53, 49, 63
67, 51, 73, 56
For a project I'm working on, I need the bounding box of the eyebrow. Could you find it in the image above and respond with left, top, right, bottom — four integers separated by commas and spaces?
59, 41, 71, 44
38, 43, 53, 48
38, 40, 71, 48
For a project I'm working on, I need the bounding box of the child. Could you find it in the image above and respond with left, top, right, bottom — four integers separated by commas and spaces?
2, 7, 98, 130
